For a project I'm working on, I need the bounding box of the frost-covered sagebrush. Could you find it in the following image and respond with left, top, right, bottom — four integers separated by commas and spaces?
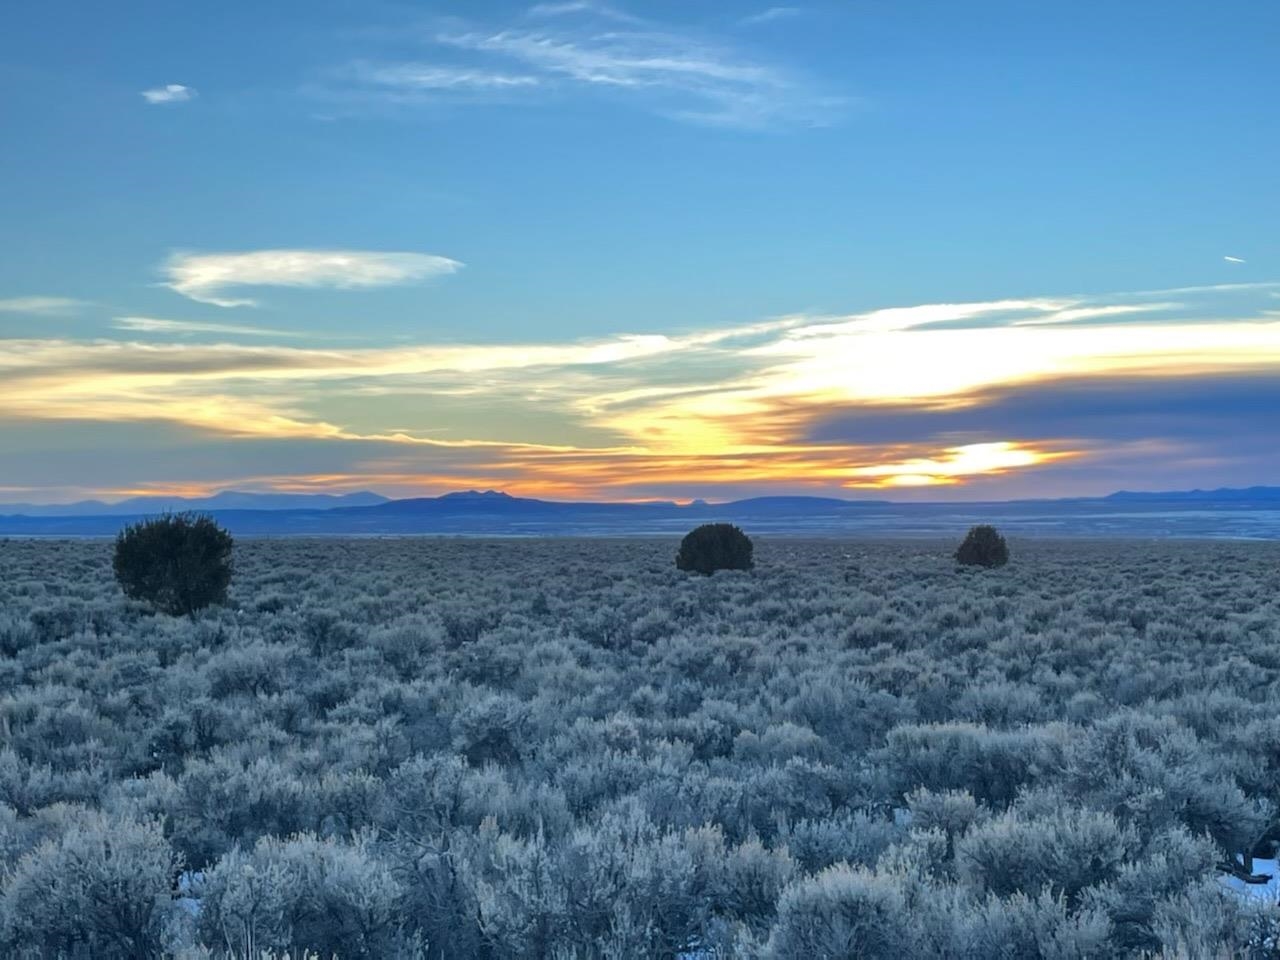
1, 536, 1279, 958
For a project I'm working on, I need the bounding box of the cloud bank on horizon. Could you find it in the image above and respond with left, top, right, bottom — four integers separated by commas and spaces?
2, 270, 1278, 502
1, 0, 1278, 502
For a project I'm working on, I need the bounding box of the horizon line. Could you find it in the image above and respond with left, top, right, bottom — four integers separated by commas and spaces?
4, 483, 1280, 512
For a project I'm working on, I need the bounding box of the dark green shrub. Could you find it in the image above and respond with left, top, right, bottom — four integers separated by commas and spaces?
955, 524, 1009, 568
112, 513, 233, 616
676, 523, 754, 575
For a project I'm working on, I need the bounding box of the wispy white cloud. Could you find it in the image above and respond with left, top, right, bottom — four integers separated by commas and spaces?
1224, 255, 1246, 264
740, 7, 802, 26
113, 316, 304, 338
141, 84, 197, 105
1139, 281, 1275, 294
333, 6, 835, 129
1010, 303, 1179, 327
162, 249, 464, 307
526, 2, 642, 23
349, 61, 541, 92
0, 296, 88, 316
529, 2, 593, 14
440, 29, 774, 89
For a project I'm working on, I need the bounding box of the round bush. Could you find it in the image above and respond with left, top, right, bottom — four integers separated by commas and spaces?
0, 813, 180, 960
113, 513, 234, 616
676, 523, 754, 575
955, 524, 1009, 568
764, 864, 907, 960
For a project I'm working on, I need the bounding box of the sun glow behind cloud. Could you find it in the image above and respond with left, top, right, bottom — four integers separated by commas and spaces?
1, 283, 1278, 500
846, 442, 1068, 488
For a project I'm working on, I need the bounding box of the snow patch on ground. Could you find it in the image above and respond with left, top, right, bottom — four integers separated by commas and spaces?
1221, 857, 1280, 903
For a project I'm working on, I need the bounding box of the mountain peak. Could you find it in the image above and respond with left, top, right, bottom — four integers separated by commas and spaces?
439, 489, 513, 501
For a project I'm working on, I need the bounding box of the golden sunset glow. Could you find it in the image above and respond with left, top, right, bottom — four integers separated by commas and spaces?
3, 285, 1279, 501
845, 442, 1071, 488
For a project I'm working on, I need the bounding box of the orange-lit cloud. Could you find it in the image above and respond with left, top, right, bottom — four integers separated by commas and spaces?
2, 282, 1278, 499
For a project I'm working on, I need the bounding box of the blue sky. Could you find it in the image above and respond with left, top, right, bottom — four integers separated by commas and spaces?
1, 0, 1277, 501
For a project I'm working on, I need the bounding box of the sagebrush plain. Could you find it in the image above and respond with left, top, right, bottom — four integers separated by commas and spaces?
3, 536, 1280, 959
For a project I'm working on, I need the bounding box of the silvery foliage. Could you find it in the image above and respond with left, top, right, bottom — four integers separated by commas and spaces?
1, 536, 1279, 957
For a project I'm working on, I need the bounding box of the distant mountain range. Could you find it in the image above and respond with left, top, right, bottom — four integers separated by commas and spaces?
1103, 486, 1280, 502
2, 486, 1279, 538
0, 490, 388, 517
